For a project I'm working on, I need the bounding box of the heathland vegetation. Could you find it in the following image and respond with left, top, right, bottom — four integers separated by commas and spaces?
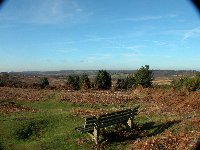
0, 66, 200, 149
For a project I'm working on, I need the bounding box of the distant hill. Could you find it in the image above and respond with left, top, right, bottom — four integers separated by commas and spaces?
2, 70, 198, 78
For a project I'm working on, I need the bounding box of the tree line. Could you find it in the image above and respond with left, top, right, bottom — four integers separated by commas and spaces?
1, 65, 200, 91
0, 65, 153, 90
65, 65, 153, 90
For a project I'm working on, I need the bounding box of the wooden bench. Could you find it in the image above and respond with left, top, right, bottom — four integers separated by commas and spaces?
75, 107, 139, 144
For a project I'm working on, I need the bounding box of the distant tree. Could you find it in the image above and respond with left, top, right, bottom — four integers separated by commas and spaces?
39, 77, 49, 89
126, 74, 136, 89
196, 72, 200, 90
0, 78, 4, 87
95, 70, 112, 90
135, 65, 153, 88
66, 75, 80, 90
115, 79, 127, 90
80, 73, 91, 90
171, 73, 200, 91
115, 75, 136, 90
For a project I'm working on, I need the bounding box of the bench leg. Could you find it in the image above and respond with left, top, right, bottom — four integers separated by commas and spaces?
93, 127, 99, 144
127, 118, 133, 130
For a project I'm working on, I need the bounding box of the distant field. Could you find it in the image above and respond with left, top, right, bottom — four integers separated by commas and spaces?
0, 87, 199, 149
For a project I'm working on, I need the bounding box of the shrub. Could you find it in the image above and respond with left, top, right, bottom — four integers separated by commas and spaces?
80, 73, 91, 90
95, 70, 112, 90
15, 120, 48, 140
126, 74, 136, 89
39, 77, 49, 89
66, 75, 80, 90
135, 65, 153, 88
115, 74, 136, 90
171, 75, 200, 91
115, 79, 127, 90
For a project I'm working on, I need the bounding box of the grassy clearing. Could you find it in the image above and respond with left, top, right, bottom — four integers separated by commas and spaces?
0, 94, 136, 150
0, 97, 91, 150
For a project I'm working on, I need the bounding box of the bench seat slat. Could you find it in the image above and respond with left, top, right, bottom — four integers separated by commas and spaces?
76, 126, 94, 133
85, 116, 97, 121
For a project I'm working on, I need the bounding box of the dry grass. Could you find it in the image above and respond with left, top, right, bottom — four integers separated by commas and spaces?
0, 86, 199, 149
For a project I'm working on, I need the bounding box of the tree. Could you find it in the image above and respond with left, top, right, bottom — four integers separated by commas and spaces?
95, 70, 112, 90
115, 79, 127, 90
115, 74, 136, 90
126, 74, 136, 89
195, 72, 200, 90
171, 73, 200, 91
135, 65, 153, 88
39, 77, 49, 89
80, 73, 91, 90
66, 75, 80, 90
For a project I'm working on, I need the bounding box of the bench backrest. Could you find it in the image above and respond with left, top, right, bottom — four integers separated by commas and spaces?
98, 107, 138, 128
85, 107, 138, 128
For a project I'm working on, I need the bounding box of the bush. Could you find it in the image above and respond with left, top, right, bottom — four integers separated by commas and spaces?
80, 73, 91, 90
171, 74, 200, 91
66, 75, 80, 90
39, 77, 49, 89
115, 79, 127, 90
15, 120, 48, 140
0, 74, 28, 88
126, 74, 136, 89
95, 70, 112, 90
135, 65, 153, 88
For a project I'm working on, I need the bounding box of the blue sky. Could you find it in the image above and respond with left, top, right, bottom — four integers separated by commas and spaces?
0, 0, 200, 71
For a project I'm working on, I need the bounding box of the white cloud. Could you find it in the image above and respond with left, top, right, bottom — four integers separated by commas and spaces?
0, 0, 91, 25
182, 27, 200, 41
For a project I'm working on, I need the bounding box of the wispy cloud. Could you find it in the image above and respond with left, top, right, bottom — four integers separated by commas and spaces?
81, 53, 112, 63
182, 27, 200, 41
121, 52, 138, 57
114, 14, 177, 22
153, 41, 167, 46
56, 48, 78, 53
0, 0, 91, 25
81, 37, 114, 43
106, 45, 144, 51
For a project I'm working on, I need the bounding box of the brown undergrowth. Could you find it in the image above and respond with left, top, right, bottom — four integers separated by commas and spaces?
0, 87, 199, 149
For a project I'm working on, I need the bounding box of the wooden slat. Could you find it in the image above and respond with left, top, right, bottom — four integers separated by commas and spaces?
76, 126, 94, 133
99, 114, 133, 124
99, 117, 130, 128
99, 109, 132, 118
85, 120, 96, 125
75, 107, 139, 134
84, 116, 97, 124
98, 111, 132, 121
85, 116, 97, 121
79, 127, 93, 133
84, 123, 95, 128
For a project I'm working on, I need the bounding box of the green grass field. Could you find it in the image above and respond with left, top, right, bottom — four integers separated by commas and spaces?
0, 94, 136, 150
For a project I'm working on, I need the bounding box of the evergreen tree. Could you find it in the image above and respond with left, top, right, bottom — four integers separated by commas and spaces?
126, 74, 136, 89
95, 70, 111, 90
135, 65, 153, 88
66, 75, 80, 90
80, 73, 91, 90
